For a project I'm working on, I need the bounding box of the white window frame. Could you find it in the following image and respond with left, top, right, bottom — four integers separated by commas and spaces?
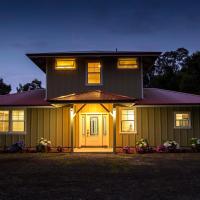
0, 108, 26, 135
174, 111, 191, 129
119, 107, 137, 134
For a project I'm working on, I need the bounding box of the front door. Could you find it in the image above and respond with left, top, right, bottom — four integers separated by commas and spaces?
79, 114, 109, 147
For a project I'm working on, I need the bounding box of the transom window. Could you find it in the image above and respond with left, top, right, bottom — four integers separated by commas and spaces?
0, 111, 9, 132
12, 110, 25, 132
118, 58, 138, 69
175, 112, 191, 128
55, 58, 76, 70
120, 109, 136, 133
87, 62, 101, 85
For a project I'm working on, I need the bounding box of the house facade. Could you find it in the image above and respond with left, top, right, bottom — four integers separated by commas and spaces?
1, 51, 200, 152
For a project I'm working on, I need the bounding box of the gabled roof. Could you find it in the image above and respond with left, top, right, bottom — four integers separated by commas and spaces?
136, 88, 200, 105
26, 50, 161, 72
0, 89, 50, 106
49, 90, 136, 103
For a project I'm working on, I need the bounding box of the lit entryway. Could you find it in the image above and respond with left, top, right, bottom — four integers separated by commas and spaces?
76, 113, 111, 152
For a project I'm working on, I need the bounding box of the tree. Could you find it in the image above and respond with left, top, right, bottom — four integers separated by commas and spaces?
0, 78, 11, 95
179, 52, 200, 94
16, 79, 43, 93
145, 48, 189, 90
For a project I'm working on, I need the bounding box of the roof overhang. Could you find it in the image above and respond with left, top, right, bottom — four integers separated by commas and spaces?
47, 90, 137, 104
26, 51, 161, 72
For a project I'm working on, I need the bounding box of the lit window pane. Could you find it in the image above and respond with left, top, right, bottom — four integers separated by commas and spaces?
0, 122, 9, 132
12, 110, 25, 132
55, 58, 76, 70
12, 110, 24, 120
122, 121, 134, 132
118, 58, 138, 69
87, 62, 101, 84
175, 113, 190, 128
12, 122, 24, 132
0, 111, 9, 121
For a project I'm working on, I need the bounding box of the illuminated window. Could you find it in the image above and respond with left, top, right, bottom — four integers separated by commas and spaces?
175, 112, 191, 128
12, 110, 25, 132
55, 58, 76, 70
120, 109, 136, 133
87, 62, 101, 84
0, 111, 9, 132
118, 58, 138, 69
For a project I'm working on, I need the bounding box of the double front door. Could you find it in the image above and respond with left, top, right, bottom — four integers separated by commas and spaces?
79, 113, 109, 147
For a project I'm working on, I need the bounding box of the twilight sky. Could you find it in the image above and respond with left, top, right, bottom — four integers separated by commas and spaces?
0, 0, 200, 92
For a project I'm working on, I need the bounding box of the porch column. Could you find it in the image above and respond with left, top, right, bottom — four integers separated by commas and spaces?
70, 105, 74, 153
113, 105, 117, 153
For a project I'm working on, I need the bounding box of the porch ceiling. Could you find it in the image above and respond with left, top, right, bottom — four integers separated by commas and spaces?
48, 90, 136, 104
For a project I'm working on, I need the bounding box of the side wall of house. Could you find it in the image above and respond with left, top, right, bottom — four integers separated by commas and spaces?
116, 106, 200, 148
0, 107, 71, 149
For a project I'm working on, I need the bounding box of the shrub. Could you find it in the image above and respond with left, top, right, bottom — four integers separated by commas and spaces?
8, 141, 25, 153
36, 138, 51, 153
123, 146, 131, 154
190, 138, 200, 152
57, 146, 64, 153
163, 140, 179, 152
136, 139, 152, 153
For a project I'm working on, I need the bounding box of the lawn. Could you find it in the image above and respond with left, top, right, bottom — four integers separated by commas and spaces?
0, 153, 200, 200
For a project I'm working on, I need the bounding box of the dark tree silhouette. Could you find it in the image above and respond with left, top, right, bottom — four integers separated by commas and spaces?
179, 51, 200, 94
0, 78, 11, 95
144, 48, 189, 91
16, 79, 43, 93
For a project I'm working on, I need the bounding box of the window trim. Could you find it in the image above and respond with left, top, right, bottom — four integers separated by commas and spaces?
117, 57, 139, 69
85, 60, 103, 86
0, 108, 26, 135
55, 58, 76, 70
174, 111, 192, 129
119, 107, 137, 134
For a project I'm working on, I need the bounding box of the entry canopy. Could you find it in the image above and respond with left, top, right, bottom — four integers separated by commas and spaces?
48, 90, 136, 103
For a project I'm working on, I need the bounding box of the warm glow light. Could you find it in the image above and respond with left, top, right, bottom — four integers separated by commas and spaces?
55, 58, 76, 70
87, 62, 101, 84
118, 58, 138, 69
175, 113, 191, 128
12, 110, 25, 132
0, 110, 9, 132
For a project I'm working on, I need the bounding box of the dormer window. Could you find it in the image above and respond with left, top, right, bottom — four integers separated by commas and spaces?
118, 58, 138, 69
55, 58, 76, 70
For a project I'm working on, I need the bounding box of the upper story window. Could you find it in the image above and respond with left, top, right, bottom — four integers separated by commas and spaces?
117, 58, 138, 69
174, 112, 191, 129
55, 58, 76, 70
87, 62, 101, 85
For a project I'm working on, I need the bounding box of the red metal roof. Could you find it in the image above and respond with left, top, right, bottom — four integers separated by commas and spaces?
49, 90, 136, 103
1, 88, 200, 106
136, 88, 200, 105
0, 89, 50, 106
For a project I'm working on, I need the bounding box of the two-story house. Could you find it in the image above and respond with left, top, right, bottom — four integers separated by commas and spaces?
1, 51, 200, 152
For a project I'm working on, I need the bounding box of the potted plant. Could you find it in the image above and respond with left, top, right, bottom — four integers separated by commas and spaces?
123, 146, 131, 154
36, 138, 51, 153
136, 138, 152, 153
190, 138, 200, 152
163, 140, 179, 152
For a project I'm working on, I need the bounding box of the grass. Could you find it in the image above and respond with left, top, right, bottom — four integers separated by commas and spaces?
0, 153, 200, 200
